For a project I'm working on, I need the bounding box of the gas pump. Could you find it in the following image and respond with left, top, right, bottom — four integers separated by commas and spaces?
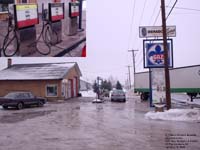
1, 3, 39, 57
12, 3, 39, 56
48, 2, 64, 45
29, 2, 64, 55
68, 0, 79, 35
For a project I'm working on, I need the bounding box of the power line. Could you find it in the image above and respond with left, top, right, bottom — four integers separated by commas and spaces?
132, 0, 148, 47
130, 0, 148, 71
153, 9, 161, 25
152, 0, 173, 25
127, 0, 136, 50
149, 0, 160, 24
167, 6, 200, 12
139, 0, 148, 25
166, 0, 178, 20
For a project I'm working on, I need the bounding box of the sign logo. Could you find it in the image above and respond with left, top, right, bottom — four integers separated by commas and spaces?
144, 41, 173, 68
141, 27, 147, 37
148, 44, 165, 65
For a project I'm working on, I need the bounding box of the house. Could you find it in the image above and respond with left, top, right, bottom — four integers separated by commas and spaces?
0, 59, 82, 100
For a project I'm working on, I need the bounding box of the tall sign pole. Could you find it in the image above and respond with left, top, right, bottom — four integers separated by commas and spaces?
161, 0, 171, 109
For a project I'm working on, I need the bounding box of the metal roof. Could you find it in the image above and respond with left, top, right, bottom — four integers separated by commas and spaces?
0, 62, 82, 80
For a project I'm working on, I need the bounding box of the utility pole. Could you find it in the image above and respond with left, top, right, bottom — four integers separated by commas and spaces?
126, 73, 130, 89
78, 0, 84, 31
126, 66, 131, 89
128, 49, 138, 89
161, 0, 171, 110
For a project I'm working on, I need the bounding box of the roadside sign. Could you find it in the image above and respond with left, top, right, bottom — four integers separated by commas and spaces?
139, 26, 176, 38
143, 39, 173, 68
49, 3, 64, 22
14, 4, 39, 29
150, 68, 166, 105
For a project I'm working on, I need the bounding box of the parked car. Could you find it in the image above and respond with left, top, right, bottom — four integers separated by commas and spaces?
111, 89, 126, 102
0, 92, 46, 110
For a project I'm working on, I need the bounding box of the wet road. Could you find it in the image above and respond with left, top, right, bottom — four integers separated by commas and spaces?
0, 96, 199, 150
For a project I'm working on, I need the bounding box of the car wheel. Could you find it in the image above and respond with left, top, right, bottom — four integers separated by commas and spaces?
17, 102, 23, 110
38, 101, 44, 107
2, 105, 8, 109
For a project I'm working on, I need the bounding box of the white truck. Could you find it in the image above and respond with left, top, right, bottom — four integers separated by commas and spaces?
135, 65, 200, 101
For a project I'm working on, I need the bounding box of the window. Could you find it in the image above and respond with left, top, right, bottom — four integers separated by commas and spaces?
0, 4, 8, 12
46, 85, 58, 97
21, 0, 28, 3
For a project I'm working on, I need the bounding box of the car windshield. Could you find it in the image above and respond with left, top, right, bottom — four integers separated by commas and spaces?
112, 90, 125, 94
4, 92, 33, 99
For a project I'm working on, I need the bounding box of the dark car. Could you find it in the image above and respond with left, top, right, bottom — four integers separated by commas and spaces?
0, 92, 46, 110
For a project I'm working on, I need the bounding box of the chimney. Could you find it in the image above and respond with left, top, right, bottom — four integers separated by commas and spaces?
7, 58, 12, 68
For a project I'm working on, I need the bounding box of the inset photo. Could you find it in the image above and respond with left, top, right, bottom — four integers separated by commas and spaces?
0, 0, 86, 57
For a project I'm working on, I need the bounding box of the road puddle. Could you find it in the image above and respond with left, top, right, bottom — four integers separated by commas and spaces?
0, 110, 56, 124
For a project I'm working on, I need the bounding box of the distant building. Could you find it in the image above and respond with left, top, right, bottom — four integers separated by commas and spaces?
80, 79, 92, 91
0, 59, 82, 101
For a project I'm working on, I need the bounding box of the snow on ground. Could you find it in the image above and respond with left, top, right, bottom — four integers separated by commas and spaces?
80, 90, 96, 97
145, 108, 200, 122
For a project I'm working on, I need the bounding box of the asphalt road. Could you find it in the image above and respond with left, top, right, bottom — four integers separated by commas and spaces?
0, 96, 199, 150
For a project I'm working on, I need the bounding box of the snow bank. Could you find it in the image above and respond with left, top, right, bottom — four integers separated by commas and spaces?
80, 90, 96, 97
145, 109, 200, 122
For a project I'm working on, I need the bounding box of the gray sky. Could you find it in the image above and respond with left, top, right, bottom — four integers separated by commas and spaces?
0, 0, 200, 84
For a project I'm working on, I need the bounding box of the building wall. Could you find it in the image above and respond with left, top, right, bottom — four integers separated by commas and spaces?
0, 66, 81, 101
64, 67, 80, 97
0, 79, 63, 101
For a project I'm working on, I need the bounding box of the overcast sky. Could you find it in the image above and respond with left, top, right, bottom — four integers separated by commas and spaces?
0, 0, 200, 84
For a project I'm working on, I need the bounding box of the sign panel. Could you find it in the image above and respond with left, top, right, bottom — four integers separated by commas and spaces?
139, 26, 176, 38
151, 68, 166, 105
143, 39, 173, 68
69, 2, 79, 18
14, 4, 39, 29
49, 3, 64, 22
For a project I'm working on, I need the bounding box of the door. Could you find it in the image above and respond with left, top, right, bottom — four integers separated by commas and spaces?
67, 80, 72, 98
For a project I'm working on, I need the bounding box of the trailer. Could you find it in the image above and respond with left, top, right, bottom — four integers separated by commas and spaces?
135, 65, 200, 101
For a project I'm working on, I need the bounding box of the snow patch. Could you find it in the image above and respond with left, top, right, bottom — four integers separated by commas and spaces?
92, 99, 104, 103
80, 90, 96, 97
145, 109, 200, 122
